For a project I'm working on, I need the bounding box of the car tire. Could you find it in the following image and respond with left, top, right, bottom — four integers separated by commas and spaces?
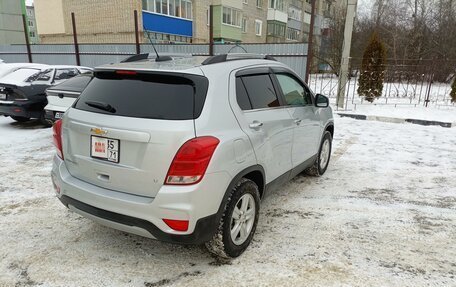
306, 131, 332, 176
10, 116, 30, 122
39, 112, 52, 128
205, 178, 260, 259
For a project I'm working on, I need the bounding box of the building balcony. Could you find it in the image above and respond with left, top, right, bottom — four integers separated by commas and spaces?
267, 8, 287, 23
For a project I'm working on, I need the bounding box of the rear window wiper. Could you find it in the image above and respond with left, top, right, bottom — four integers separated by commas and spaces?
85, 101, 116, 113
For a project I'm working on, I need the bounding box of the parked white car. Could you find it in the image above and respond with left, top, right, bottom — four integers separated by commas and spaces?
44, 72, 93, 122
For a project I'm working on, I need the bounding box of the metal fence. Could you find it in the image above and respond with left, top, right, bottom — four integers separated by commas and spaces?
309, 61, 456, 110
0, 42, 308, 78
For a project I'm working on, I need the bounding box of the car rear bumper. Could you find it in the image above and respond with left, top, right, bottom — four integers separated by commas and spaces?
51, 155, 230, 244
44, 109, 65, 122
0, 100, 43, 119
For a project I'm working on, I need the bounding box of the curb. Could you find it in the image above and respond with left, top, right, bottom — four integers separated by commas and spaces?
337, 113, 455, 128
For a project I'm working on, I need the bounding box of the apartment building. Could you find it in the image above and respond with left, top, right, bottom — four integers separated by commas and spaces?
0, 0, 26, 44
34, 0, 143, 44
144, 0, 267, 44
33, 0, 340, 45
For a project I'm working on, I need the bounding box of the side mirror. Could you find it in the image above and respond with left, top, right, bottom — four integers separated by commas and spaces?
315, 94, 329, 108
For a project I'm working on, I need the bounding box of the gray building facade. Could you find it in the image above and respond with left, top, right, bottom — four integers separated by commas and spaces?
0, 0, 26, 44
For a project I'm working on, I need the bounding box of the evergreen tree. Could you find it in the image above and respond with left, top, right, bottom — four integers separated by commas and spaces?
357, 32, 387, 103
451, 77, 456, 103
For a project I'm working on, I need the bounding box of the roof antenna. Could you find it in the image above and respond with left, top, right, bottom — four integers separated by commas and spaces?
144, 27, 172, 62
228, 42, 248, 53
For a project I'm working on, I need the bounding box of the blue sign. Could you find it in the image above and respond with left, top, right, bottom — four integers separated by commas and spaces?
142, 11, 193, 37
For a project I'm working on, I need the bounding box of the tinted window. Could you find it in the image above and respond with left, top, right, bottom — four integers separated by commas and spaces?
52, 73, 93, 92
236, 77, 252, 110
276, 73, 313, 106
240, 74, 279, 109
75, 72, 208, 120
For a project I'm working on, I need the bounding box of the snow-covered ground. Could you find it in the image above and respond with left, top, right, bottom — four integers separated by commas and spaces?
1, 115, 456, 287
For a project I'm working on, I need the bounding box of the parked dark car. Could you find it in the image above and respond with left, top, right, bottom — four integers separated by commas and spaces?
44, 72, 93, 122
0, 65, 92, 125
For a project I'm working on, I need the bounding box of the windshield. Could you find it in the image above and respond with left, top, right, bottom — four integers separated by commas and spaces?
0, 68, 42, 83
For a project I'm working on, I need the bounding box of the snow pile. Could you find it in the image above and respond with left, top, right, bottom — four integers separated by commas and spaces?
1, 115, 456, 286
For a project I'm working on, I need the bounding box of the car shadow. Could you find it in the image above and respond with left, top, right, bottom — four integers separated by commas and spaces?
8, 119, 51, 129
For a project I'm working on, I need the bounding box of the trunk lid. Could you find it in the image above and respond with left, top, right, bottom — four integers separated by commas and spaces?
62, 70, 208, 198
63, 109, 195, 198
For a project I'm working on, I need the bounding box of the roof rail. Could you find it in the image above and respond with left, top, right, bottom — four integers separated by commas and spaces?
201, 53, 277, 65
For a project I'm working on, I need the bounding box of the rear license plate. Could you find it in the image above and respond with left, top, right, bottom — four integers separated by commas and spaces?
90, 136, 120, 163
0, 93, 6, 100
55, 112, 64, 119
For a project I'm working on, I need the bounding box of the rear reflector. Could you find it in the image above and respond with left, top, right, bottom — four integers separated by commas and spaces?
165, 136, 220, 185
52, 119, 64, 159
116, 70, 137, 75
163, 219, 189, 232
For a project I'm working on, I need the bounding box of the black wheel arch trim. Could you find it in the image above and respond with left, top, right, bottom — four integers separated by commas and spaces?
214, 165, 265, 219
323, 121, 335, 138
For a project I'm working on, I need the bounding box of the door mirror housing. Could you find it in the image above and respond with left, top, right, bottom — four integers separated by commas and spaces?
315, 94, 329, 108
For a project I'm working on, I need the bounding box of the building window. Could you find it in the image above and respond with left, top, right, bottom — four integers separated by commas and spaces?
222, 6, 242, 27
29, 31, 35, 38
243, 0, 248, 4
256, 0, 263, 8
242, 17, 248, 33
267, 22, 286, 37
288, 6, 302, 21
28, 21, 34, 27
269, 0, 284, 11
206, 9, 210, 26
255, 19, 262, 36
143, 0, 192, 20
286, 27, 300, 41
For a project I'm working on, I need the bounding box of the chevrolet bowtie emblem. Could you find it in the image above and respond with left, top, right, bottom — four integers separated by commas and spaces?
90, 127, 108, 136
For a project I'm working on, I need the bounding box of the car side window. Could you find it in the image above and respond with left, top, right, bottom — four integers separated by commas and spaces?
239, 74, 280, 109
276, 73, 312, 106
32, 69, 53, 82
236, 77, 252, 110
55, 68, 79, 81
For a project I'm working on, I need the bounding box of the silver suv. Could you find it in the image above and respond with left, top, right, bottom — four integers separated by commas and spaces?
51, 54, 334, 258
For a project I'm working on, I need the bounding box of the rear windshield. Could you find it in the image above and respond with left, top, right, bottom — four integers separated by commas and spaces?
0, 68, 41, 83
74, 71, 208, 120
51, 73, 93, 92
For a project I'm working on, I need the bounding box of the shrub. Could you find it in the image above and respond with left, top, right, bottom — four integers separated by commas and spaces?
451, 77, 456, 103
357, 32, 387, 103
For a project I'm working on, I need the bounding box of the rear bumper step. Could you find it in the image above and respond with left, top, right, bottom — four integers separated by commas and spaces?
58, 195, 218, 245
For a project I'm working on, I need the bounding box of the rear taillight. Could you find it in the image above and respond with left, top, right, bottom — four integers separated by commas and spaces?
165, 136, 220, 185
52, 119, 64, 159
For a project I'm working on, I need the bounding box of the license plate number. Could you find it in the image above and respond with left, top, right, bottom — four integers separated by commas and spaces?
55, 112, 64, 119
90, 136, 120, 163
0, 93, 6, 100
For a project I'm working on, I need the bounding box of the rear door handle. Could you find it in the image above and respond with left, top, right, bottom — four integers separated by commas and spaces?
294, 118, 302, 125
249, 121, 263, 129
